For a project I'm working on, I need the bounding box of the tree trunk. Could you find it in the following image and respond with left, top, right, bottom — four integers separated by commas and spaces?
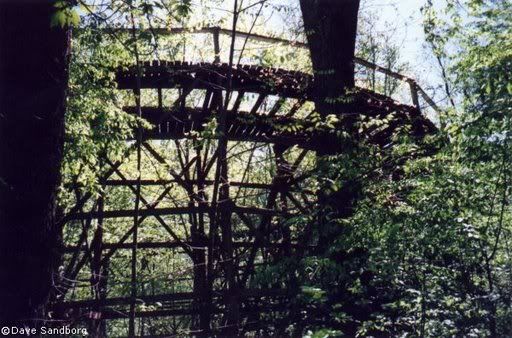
299, 0, 362, 268
298, 3, 363, 334
299, 0, 360, 119
0, 1, 70, 324
299, 0, 361, 213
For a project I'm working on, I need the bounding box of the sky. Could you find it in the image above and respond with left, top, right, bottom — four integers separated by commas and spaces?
273, 0, 445, 110
186, 0, 443, 92
367, 0, 449, 115
86, 0, 446, 111
265, 0, 444, 98
365, 0, 441, 86
197, 0, 446, 119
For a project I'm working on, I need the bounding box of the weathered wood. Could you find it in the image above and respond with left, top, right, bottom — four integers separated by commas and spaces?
59, 144, 137, 226
67, 302, 289, 321
409, 80, 421, 110
240, 145, 290, 287
63, 241, 305, 252
213, 27, 221, 64
55, 20, 439, 333
103, 178, 283, 190
70, 205, 287, 220
116, 61, 437, 119
104, 26, 439, 114
58, 288, 289, 309
106, 161, 193, 256
123, 103, 434, 148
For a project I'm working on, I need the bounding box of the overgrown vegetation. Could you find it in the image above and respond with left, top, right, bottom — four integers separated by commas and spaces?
50, 0, 512, 336
286, 1, 512, 336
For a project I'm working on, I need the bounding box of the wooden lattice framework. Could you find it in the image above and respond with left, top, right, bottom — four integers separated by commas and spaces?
50, 29, 436, 336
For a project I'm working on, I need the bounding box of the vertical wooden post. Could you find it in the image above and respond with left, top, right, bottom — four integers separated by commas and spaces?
218, 136, 238, 334
207, 76, 238, 334
90, 194, 104, 335
194, 91, 214, 334
409, 80, 421, 111
128, 48, 143, 335
213, 27, 221, 64
206, 89, 222, 336
192, 140, 210, 334
158, 87, 163, 110
128, 86, 142, 336
128, 10, 144, 335
209, 10, 239, 331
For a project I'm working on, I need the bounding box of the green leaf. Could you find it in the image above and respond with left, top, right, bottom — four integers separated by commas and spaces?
50, 10, 67, 28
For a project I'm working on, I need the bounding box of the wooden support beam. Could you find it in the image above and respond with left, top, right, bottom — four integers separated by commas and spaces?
59, 144, 137, 227
213, 27, 221, 64
231, 91, 245, 113
268, 97, 286, 117
66, 302, 290, 321
249, 93, 266, 115
63, 241, 304, 253
240, 146, 287, 287
57, 288, 289, 309
106, 161, 193, 256
69, 205, 286, 220
409, 80, 420, 111
285, 192, 310, 215
103, 179, 278, 190
284, 98, 306, 118
99, 184, 194, 265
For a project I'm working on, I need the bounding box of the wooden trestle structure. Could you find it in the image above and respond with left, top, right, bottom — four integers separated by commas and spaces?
50, 29, 436, 336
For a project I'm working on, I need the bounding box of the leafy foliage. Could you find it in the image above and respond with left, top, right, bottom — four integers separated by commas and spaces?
55, 0, 512, 336
281, 1, 512, 336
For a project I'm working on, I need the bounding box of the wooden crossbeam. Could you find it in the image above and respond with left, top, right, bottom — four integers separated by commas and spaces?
126, 106, 314, 146
102, 179, 311, 194
128, 104, 435, 148
69, 205, 287, 220
116, 61, 437, 123
63, 241, 305, 253
57, 288, 289, 309
285, 98, 306, 118
106, 160, 193, 256
268, 97, 286, 117
70, 302, 289, 321
117, 62, 312, 100
249, 93, 267, 115
58, 143, 138, 227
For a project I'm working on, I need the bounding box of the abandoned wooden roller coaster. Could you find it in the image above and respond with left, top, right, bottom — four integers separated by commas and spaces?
49, 27, 437, 337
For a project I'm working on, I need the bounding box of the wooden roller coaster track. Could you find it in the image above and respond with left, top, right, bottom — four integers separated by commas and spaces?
51, 27, 436, 337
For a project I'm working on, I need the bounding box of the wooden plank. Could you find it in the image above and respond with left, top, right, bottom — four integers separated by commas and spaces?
409, 80, 420, 110
103, 179, 277, 190
63, 241, 306, 253
249, 93, 266, 115
268, 97, 286, 116
69, 205, 286, 220
56, 288, 289, 309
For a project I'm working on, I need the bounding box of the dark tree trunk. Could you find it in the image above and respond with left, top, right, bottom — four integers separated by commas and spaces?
299, 0, 360, 120
299, 0, 361, 212
299, 0, 361, 259
0, 1, 71, 324
298, 2, 365, 334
